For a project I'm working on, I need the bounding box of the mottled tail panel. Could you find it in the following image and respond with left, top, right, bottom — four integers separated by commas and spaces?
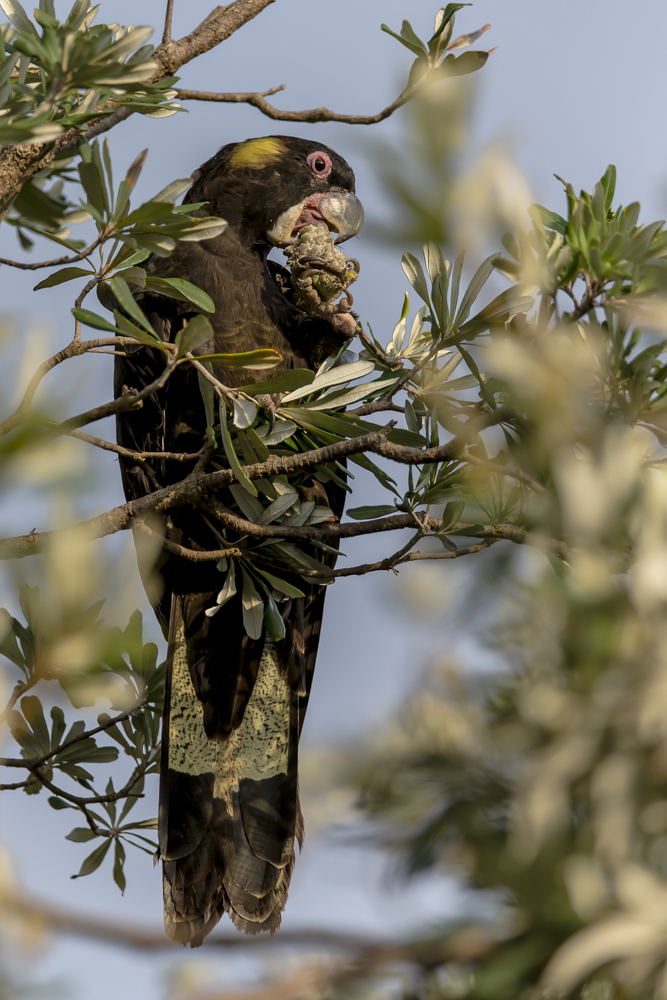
159, 594, 303, 945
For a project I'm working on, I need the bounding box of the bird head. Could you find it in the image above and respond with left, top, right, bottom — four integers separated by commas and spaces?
184, 135, 364, 249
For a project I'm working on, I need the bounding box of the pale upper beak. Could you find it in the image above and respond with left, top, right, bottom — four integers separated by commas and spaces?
266, 191, 364, 247
320, 192, 364, 244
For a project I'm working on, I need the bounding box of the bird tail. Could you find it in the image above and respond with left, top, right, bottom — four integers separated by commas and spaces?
159, 594, 303, 945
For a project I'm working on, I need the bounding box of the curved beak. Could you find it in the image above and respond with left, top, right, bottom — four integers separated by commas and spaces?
319, 192, 364, 244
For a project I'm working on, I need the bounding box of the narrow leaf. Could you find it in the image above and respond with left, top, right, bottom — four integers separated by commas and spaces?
71, 838, 111, 878
34, 266, 93, 291
196, 349, 282, 369
347, 505, 397, 520
239, 370, 314, 396
402, 252, 430, 303
219, 401, 257, 496
174, 314, 212, 357
144, 276, 215, 313
281, 360, 375, 403
240, 569, 264, 640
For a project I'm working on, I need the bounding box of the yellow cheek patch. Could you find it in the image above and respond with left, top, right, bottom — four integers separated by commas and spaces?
228, 137, 286, 170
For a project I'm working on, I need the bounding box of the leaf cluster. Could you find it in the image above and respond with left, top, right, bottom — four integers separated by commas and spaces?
0, 0, 178, 146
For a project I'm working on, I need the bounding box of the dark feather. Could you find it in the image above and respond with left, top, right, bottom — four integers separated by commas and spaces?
115, 136, 356, 944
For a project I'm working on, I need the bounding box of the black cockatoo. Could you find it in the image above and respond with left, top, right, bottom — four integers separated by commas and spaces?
114, 136, 363, 945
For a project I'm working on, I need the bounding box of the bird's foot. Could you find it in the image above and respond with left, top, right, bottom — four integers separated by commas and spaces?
255, 392, 283, 430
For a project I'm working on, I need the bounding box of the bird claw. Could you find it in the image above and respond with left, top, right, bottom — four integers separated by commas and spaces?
255, 392, 283, 430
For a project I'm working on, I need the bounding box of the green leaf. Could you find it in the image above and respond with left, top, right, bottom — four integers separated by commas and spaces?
240, 568, 264, 640
347, 505, 397, 520
108, 247, 151, 270
435, 49, 490, 79
174, 314, 213, 358
113, 310, 164, 348
144, 276, 215, 314
48, 796, 74, 810
205, 564, 237, 618
113, 839, 126, 894
405, 398, 422, 432
423, 241, 446, 283
402, 252, 430, 303
529, 204, 567, 235
232, 397, 257, 430
113, 267, 146, 288
256, 419, 298, 446
257, 492, 299, 525
66, 827, 99, 843
33, 266, 94, 291
71, 837, 112, 878
229, 484, 264, 521
71, 307, 118, 333
281, 360, 376, 403
307, 381, 388, 411
109, 277, 155, 335
219, 400, 257, 496
196, 349, 282, 369
601, 163, 617, 217
454, 253, 498, 327
252, 569, 305, 599
21, 695, 50, 751
50, 705, 66, 748
0, 0, 37, 36
78, 161, 108, 219
450, 250, 464, 318
239, 370, 315, 396
172, 216, 227, 242
381, 21, 428, 58
150, 178, 192, 204
263, 591, 286, 641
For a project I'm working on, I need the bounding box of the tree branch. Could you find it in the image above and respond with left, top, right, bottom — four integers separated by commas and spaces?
0, 0, 277, 212
0, 415, 541, 561
0, 235, 104, 270
29, 760, 147, 808
174, 85, 408, 125
0, 336, 143, 439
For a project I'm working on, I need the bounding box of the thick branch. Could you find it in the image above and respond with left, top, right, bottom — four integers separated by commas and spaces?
0, 414, 545, 561
0, 424, 398, 558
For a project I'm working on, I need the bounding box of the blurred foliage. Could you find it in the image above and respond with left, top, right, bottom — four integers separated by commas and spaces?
332, 161, 667, 1000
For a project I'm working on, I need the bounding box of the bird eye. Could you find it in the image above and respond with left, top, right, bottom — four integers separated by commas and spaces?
307, 151, 332, 178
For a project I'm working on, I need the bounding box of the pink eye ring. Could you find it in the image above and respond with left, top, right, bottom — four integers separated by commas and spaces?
307, 151, 332, 178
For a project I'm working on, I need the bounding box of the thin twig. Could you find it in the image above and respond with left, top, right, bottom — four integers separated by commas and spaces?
460, 448, 545, 493
174, 85, 409, 125
0, 235, 105, 271
162, 0, 175, 45
29, 761, 147, 808
187, 354, 239, 404
356, 325, 404, 369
